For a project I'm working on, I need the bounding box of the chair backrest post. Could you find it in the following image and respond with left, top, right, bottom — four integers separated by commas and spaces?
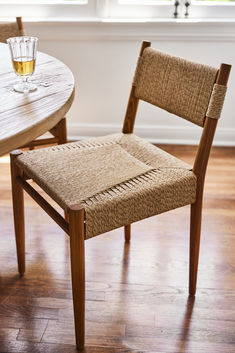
122, 40, 151, 134
193, 63, 231, 197
16, 17, 24, 36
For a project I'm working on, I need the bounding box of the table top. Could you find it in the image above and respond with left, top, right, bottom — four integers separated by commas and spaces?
0, 43, 74, 157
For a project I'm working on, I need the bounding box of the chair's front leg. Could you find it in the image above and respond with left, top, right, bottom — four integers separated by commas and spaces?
69, 205, 85, 349
189, 199, 203, 296
10, 150, 25, 275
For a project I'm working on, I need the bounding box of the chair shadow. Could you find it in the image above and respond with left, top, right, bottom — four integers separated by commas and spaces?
119, 241, 197, 353
177, 295, 195, 353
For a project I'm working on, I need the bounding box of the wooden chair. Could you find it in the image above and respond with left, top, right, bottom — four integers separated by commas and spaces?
0, 17, 24, 43
0, 17, 67, 149
10, 41, 231, 349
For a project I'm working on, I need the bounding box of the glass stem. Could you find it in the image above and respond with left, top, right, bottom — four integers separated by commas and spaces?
21, 77, 29, 92
22, 77, 28, 84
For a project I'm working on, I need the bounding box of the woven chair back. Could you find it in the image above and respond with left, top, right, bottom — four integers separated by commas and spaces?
133, 47, 218, 127
0, 19, 23, 43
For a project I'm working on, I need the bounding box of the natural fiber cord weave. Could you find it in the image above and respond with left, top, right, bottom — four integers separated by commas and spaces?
16, 134, 197, 239
133, 48, 218, 127
0, 22, 22, 43
206, 84, 227, 120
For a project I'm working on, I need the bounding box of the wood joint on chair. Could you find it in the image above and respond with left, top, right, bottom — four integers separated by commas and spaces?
68, 203, 85, 212
22, 171, 31, 180
10, 149, 23, 157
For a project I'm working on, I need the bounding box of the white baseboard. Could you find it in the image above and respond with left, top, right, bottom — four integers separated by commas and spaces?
67, 123, 235, 146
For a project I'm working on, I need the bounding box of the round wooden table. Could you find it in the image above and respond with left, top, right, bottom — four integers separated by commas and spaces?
0, 43, 74, 156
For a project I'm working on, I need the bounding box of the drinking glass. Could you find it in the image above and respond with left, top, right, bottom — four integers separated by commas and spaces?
7, 36, 38, 93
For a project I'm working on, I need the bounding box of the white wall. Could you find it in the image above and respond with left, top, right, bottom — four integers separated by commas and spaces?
26, 20, 235, 145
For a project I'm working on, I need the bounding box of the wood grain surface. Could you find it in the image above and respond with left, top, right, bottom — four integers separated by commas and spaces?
0, 144, 235, 352
0, 43, 74, 156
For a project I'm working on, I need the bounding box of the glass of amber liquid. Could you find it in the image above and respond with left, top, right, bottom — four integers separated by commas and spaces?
7, 36, 38, 93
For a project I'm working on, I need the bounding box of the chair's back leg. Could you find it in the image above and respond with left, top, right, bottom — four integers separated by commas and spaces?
55, 117, 68, 221
124, 224, 131, 243
69, 205, 85, 349
189, 63, 231, 296
189, 199, 203, 296
10, 150, 25, 275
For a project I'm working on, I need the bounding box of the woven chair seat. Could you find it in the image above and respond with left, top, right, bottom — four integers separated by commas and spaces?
16, 133, 197, 239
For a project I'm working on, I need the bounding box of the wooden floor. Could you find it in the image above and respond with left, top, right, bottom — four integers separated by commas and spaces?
0, 145, 235, 353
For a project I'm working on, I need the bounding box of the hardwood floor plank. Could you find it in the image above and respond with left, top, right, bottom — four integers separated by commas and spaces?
41, 320, 125, 345
126, 322, 235, 343
0, 340, 147, 353
122, 336, 235, 353
0, 328, 19, 342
